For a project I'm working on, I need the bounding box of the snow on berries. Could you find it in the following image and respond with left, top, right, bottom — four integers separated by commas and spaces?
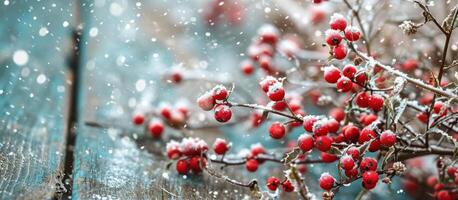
298, 133, 314, 152
325, 29, 342, 46
336, 76, 353, 92
197, 91, 216, 111
323, 65, 342, 83
213, 138, 230, 155
329, 13, 347, 31
269, 122, 286, 139
362, 171, 379, 190
166, 138, 208, 175
332, 44, 347, 60
214, 104, 232, 122
344, 26, 361, 41
148, 120, 164, 137
319, 172, 335, 190
266, 176, 280, 191
380, 130, 396, 147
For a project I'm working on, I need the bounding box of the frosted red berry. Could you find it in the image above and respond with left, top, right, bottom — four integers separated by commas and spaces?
326, 118, 340, 133
282, 180, 295, 192
346, 147, 360, 160
321, 152, 338, 163
303, 116, 317, 132
329, 13, 347, 31
358, 127, 376, 144
189, 156, 206, 174
241, 60, 255, 75
258, 24, 279, 45
336, 76, 353, 92
148, 120, 164, 137
214, 104, 232, 122
369, 94, 384, 111
355, 71, 367, 86
267, 83, 285, 101
213, 138, 229, 155
344, 26, 361, 41
333, 44, 347, 60
313, 121, 329, 136
342, 64, 357, 79
197, 92, 216, 111
380, 130, 396, 147
362, 171, 379, 190
329, 108, 345, 122
319, 173, 335, 190
433, 102, 447, 115
325, 29, 342, 46
324, 66, 341, 84
260, 76, 277, 92
266, 176, 280, 191
176, 159, 190, 175
212, 85, 228, 100
246, 159, 259, 172
269, 122, 286, 139
315, 135, 333, 152
340, 155, 355, 171
298, 134, 314, 152
343, 124, 360, 143
360, 157, 378, 172
355, 92, 370, 108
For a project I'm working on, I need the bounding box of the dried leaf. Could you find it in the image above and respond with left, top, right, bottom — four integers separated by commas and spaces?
393, 98, 407, 125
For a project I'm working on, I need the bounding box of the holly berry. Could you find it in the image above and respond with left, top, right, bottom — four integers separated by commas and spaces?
319, 173, 335, 190
324, 66, 341, 84
336, 76, 353, 92
176, 159, 190, 175
355, 92, 370, 108
241, 60, 254, 75
380, 130, 396, 147
303, 116, 317, 132
333, 44, 347, 60
340, 155, 355, 171
214, 104, 232, 122
189, 156, 206, 174
246, 159, 259, 172
282, 180, 295, 192
260, 76, 277, 92
360, 157, 378, 172
298, 134, 314, 152
132, 113, 145, 125
342, 64, 357, 79
313, 121, 329, 136
369, 94, 384, 111
358, 127, 376, 144
148, 120, 164, 137
329, 13, 347, 31
197, 92, 216, 111
321, 152, 338, 163
269, 122, 286, 139
325, 29, 342, 46
344, 26, 361, 41
266, 176, 280, 191
213, 138, 229, 155
362, 171, 379, 190
267, 83, 285, 101
212, 85, 229, 100
315, 135, 333, 152
343, 124, 360, 143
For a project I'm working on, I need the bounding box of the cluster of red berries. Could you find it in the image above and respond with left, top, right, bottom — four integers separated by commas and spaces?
240, 24, 301, 76
166, 138, 209, 175
132, 102, 190, 137
265, 176, 294, 192
244, 143, 267, 172
325, 14, 361, 60
197, 85, 233, 123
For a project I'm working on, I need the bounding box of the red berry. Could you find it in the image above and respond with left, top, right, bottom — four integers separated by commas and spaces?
258, 55, 273, 71
313, 121, 329, 136
159, 105, 172, 119
241, 60, 254, 75
189, 156, 207, 174
266, 176, 280, 191
329, 13, 347, 31
345, 168, 358, 178
416, 112, 429, 123
358, 127, 376, 144
315, 135, 333, 152
166, 141, 182, 159
321, 152, 338, 163
346, 147, 360, 160
325, 29, 342, 46
360, 114, 377, 126
176, 159, 189, 175
269, 122, 286, 139
360, 157, 378, 172
132, 113, 145, 125
403, 59, 418, 71
246, 159, 259, 172
355, 71, 367, 86
434, 183, 444, 191
333, 44, 347, 60
258, 24, 279, 45
344, 26, 361, 41
213, 138, 229, 155
303, 116, 317, 132
426, 176, 438, 187
260, 76, 277, 92
329, 108, 345, 122
362, 171, 379, 190
271, 101, 287, 111
369, 94, 384, 111
433, 102, 447, 115
267, 83, 285, 101
342, 64, 357, 79
326, 118, 340, 133
447, 166, 457, 177
171, 70, 182, 84
197, 92, 216, 111
298, 134, 314, 152
340, 155, 355, 170
336, 77, 353, 92
148, 120, 164, 137
436, 190, 452, 200
319, 173, 335, 190
281, 180, 295, 192
380, 130, 396, 147
214, 105, 232, 122
368, 139, 381, 152
343, 124, 360, 143
324, 66, 342, 83
355, 92, 370, 108
212, 85, 228, 100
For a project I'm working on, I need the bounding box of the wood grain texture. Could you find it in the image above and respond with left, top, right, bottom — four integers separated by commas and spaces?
0, 67, 67, 199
